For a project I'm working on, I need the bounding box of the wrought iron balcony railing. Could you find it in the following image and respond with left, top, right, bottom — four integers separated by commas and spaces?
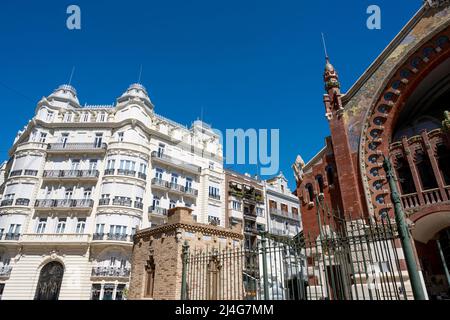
112, 198, 132, 207
47, 142, 107, 152
151, 178, 169, 188
24, 170, 38, 176
137, 172, 147, 180
15, 198, 30, 206
3, 233, 21, 241
148, 206, 168, 216
9, 170, 22, 177
98, 198, 111, 206
0, 266, 12, 277
169, 182, 185, 193
184, 188, 199, 197
91, 266, 131, 278
209, 194, 221, 200
0, 199, 14, 207
106, 233, 130, 242
117, 169, 136, 177
104, 169, 115, 175
134, 202, 144, 210
43, 170, 100, 179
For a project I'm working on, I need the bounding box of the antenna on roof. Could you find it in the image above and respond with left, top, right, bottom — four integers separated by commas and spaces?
68, 66, 76, 85
138, 64, 143, 83
321, 32, 329, 60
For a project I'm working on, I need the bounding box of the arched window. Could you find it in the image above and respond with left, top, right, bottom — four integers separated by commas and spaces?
436, 144, 450, 186
144, 256, 155, 298
326, 166, 334, 186
316, 175, 324, 193
34, 261, 64, 300
395, 156, 416, 194
305, 184, 315, 203
415, 150, 438, 190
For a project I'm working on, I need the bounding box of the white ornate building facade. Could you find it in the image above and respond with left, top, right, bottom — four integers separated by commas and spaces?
0, 83, 225, 300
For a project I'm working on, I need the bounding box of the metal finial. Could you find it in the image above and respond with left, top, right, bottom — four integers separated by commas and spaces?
321, 32, 329, 60
68, 66, 75, 85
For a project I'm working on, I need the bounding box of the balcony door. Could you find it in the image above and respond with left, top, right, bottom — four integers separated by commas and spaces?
34, 261, 64, 300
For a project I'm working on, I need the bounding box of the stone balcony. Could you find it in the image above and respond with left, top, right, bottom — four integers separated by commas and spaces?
43, 170, 100, 181
34, 199, 94, 211
269, 208, 300, 221
47, 142, 107, 154
20, 233, 91, 245
91, 266, 131, 279
8, 169, 39, 178
151, 151, 201, 174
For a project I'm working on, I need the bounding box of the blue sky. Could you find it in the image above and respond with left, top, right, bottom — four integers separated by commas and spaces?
0, 0, 421, 189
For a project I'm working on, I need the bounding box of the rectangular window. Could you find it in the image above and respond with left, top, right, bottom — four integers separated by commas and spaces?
155, 168, 163, 180
91, 284, 101, 300
96, 224, 105, 235
60, 133, 69, 146
209, 162, 214, 170
94, 133, 103, 148
98, 112, 106, 122
107, 159, 115, 170
8, 224, 21, 235
139, 163, 147, 174
169, 200, 176, 209
63, 113, 73, 122
71, 159, 80, 171
46, 111, 54, 122
89, 159, 98, 171
65, 188, 73, 200
39, 132, 47, 143
232, 200, 241, 211
118, 132, 124, 142
56, 218, 66, 234
36, 218, 47, 234
152, 197, 160, 208
171, 173, 178, 185
185, 177, 193, 190
81, 112, 90, 122
209, 186, 220, 199
76, 218, 86, 234
158, 144, 165, 156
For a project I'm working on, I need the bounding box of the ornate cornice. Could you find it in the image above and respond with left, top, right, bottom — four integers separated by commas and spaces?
135, 222, 244, 242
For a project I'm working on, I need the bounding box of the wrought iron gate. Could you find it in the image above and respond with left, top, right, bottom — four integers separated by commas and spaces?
181, 203, 410, 300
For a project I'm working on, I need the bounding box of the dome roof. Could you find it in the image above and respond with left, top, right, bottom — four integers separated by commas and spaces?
117, 83, 154, 110
47, 84, 80, 108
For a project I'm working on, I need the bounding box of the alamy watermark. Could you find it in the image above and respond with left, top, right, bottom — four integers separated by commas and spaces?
66, 5, 81, 30
367, 5, 381, 30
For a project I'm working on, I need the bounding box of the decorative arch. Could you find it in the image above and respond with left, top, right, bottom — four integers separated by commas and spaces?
359, 26, 450, 219
34, 261, 65, 300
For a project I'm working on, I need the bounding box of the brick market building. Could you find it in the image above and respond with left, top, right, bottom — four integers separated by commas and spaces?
293, 1, 450, 299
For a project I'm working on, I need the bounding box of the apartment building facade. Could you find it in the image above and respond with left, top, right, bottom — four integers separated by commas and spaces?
0, 83, 225, 300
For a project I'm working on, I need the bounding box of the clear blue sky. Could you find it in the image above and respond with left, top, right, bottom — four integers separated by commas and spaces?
0, 0, 420, 189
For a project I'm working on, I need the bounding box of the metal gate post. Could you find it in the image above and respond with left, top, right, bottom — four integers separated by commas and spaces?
261, 235, 270, 299
181, 240, 189, 300
383, 157, 427, 300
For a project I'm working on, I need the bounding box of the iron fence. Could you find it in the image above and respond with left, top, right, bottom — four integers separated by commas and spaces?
181, 199, 410, 300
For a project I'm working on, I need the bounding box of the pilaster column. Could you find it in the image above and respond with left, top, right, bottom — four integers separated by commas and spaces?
421, 130, 448, 201
401, 137, 425, 205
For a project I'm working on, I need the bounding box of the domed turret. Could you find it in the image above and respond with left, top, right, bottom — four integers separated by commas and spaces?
117, 83, 154, 110
47, 84, 80, 108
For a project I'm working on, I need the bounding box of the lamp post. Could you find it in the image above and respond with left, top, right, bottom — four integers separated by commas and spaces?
383, 156, 426, 300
